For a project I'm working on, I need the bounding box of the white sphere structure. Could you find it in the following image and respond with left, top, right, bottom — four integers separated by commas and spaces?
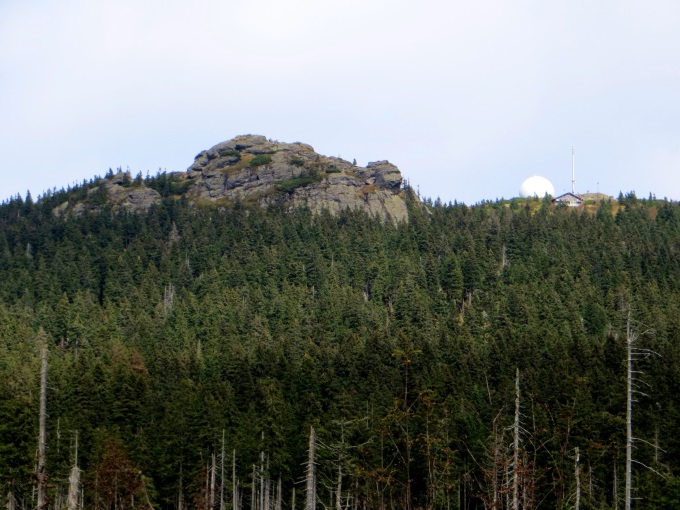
519, 176, 555, 198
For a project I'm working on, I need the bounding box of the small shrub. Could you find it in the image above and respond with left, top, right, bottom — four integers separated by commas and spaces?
276, 171, 322, 194
249, 155, 273, 167
219, 149, 241, 158
290, 158, 305, 167
325, 166, 341, 173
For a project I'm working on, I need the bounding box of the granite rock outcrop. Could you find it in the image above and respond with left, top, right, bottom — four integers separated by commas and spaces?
53, 135, 412, 222
53, 172, 161, 217
186, 135, 409, 222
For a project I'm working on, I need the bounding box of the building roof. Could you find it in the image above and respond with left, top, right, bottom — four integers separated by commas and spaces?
552, 192, 583, 204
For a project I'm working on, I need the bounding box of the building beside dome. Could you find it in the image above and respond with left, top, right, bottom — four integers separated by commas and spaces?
519, 176, 555, 198
553, 192, 583, 207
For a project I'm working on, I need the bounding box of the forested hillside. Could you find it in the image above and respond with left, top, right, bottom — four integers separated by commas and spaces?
2, 181, 680, 509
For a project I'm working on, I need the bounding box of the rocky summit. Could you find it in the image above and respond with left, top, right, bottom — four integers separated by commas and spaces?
186, 135, 409, 222
53, 135, 411, 222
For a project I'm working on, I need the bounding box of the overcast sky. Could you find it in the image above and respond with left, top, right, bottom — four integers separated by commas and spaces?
2, 0, 679, 204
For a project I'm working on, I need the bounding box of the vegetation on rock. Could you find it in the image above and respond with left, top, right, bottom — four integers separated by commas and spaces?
275, 171, 323, 194
248, 155, 273, 168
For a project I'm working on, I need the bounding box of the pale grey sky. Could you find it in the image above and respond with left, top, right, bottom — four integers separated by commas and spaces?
2, 0, 679, 204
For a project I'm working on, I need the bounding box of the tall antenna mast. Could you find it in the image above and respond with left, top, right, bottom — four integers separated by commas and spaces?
571, 146, 575, 194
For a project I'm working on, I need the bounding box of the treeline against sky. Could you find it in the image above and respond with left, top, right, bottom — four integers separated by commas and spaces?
1, 187, 680, 509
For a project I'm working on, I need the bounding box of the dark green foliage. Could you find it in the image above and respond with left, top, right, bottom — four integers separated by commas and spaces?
289, 157, 305, 167
1, 192, 680, 509
144, 171, 193, 197
248, 154, 272, 167
219, 149, 241, 158
85, 185, 109, 206
275, 170, 323, 193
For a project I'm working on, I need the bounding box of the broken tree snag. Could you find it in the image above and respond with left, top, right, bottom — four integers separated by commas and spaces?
67, 431, 81, 510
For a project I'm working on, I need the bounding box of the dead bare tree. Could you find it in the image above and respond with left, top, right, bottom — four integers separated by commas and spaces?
260, 452, 265, 510
625, 313, 634, 510
623, 307, 662, 510
306, 427, 317, 510
512, 368, 520, 510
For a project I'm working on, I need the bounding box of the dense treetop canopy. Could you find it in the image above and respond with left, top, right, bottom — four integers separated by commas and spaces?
1, 180, 680, 509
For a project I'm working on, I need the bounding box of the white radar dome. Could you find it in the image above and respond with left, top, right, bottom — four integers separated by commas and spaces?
519, 176, 555, 198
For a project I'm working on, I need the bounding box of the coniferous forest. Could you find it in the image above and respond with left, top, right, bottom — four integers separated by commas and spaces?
2, 177, 680, 509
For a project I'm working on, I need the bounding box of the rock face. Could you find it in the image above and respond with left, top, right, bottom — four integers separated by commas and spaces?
186, 135, 409, 222
102, 173, 162, 212
53, 172, 162, 217
52, 135, 411, 222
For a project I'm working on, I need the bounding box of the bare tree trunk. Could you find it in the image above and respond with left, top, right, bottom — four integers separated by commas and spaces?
306, 427, 316, 510
6, 489, 16, 510
277, 478, 282, 510
67, 432, 80, 510
291, 487, 296, 510
232, 450, 238, 510
654, 426, 660, 464
260, 453, 265, 510
251, 465, 257, 510
574, 447, 581, 510
490, 420, 501, 510
37, 338, 48, 510
336, 462, 342, 510
512, 368, 520, 510
613, 462, 618, 510
206, 459, 211, 510
264, 467, 270, 510
625, 313, 633, 510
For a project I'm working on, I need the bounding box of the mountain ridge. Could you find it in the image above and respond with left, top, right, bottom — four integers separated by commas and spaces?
52, 134, 412, 222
